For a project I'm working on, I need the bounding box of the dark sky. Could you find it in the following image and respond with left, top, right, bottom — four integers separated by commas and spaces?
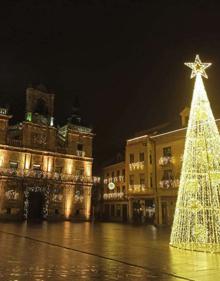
0, 1, 220, 170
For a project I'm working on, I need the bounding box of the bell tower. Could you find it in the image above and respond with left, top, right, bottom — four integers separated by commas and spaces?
25, 85, 54, 126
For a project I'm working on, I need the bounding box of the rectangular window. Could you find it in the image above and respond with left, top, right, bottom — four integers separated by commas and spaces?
163, 147, 172, 157
139, 152, 144, 162
55, 167, 62, 173
150, 173, 153, 188
129, 154, 134, 163
9, 161, 18, 169
163, 169, 173, 180
140, 173, 145, 185
129, 175, 134, 185
117, 170, 120, 177
149, 151, 152, 164
76, 169, 84, 176
111, 171, 114, 178
77, 143, 83, 151
122, 186, 125, 193
122, 169, 125, 176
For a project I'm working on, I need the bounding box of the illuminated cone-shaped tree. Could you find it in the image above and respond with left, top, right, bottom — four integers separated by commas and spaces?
170, 55, 220, 252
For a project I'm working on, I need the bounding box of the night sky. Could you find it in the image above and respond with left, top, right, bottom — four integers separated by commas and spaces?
0, 1, 220, 170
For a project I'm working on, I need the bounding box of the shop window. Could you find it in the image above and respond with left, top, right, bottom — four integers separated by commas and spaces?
163, 146, 172, 157
139, 152, 144, 162
116, 205, 121, 217
110, 205, 115, 216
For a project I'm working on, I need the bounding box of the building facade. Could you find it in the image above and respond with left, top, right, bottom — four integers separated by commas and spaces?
102, 161, 128, 222
0, 86, 95, 221
101, 107, 215, 226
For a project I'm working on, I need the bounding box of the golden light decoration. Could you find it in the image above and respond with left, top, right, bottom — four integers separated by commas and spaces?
170, 55, 220, 252
184, 54, 211, 79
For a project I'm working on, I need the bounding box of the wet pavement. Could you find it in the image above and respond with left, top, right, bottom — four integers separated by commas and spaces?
0, 222, 219, 281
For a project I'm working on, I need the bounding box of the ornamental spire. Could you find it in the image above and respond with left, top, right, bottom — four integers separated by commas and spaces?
184, 54, 211, 79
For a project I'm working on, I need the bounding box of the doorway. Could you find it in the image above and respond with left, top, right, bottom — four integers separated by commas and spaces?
28, 192, 44, 220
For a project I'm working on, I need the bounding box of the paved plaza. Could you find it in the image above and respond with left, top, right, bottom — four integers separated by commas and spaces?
0, 222, 219, 280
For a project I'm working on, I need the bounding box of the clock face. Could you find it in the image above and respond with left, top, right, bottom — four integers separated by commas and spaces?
108, 182, 115, 190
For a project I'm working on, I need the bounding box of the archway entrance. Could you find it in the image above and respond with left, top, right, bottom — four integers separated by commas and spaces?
24, 186, 49, 220
28, 192, 44, 220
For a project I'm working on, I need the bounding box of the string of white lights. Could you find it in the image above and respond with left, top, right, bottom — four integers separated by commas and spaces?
170, 55, 220, 252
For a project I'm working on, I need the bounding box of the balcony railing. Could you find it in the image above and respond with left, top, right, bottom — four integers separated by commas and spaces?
159, 179, 180, 189
76, 150, 85, 157
7, 138, 22, 147
103, 192, 125, 200
0, 167, 98, 184
128, 184, 152, 193
159, 156, 174, 166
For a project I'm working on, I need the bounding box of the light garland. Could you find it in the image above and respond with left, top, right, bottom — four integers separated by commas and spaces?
159, 179, 179, 189
159, 156, 174, 166
170, 55, 220, 252
129, 161, 144, 171
24, 186, 50, 219
103, 192, 125, 200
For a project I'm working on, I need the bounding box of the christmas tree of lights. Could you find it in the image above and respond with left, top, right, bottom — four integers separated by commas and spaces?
170, 55, 220, 252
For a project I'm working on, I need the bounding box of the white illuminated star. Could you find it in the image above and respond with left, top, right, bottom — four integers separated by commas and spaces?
184, 54, 211, 79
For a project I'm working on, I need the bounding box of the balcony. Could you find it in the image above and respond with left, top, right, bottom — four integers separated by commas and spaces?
129, 161, 144, 171
159, 179, 180, 189
76, 150, 85, 157
7, 138, 22, 147
128, 184, 153, 194
103, 176, 125, 184
159, 156, 174, 166
103, 192, 126, 201
0, 167, 97, 184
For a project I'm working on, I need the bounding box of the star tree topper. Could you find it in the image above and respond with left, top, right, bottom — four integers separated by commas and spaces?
184, 54, 211, 79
